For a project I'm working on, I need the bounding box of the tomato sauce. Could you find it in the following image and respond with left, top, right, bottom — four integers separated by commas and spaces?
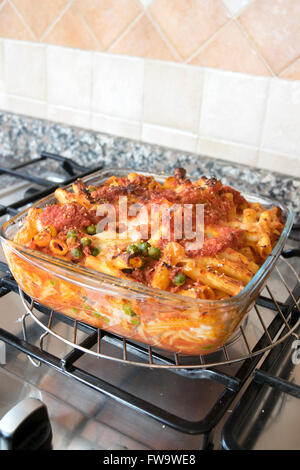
40, 203, 97, 232
186, 227, 244, 257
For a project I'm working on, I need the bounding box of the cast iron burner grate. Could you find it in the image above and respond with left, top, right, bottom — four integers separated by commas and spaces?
0, 152, 299, 445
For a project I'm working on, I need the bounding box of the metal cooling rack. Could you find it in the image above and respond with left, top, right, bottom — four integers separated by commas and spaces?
16, 255, 300, 372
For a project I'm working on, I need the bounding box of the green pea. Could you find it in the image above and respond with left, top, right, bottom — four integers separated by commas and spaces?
126, 244, 140, 254
136, 241, 150, 254
92, 312, 101, 318
148, 246, 161, 260
86, 224, 96, 235
71, 247, 83, 258
123, 304, 136, 317
91, 247, 100, 257
67, 229, 77, 239
81, 237, 92, 247
173, 273, 186, 286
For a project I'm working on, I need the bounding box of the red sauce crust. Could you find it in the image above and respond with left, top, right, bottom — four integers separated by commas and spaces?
40, 203, 97, 232
187, 227, 245, 258
33, 171, 255, 280
91, 175, 248, 228
88, 172, 248, 261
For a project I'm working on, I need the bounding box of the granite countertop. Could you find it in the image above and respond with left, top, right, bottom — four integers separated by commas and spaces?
0, 111, 299, 223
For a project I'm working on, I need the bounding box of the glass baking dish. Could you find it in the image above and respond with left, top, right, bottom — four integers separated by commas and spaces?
0, 168, 294, 356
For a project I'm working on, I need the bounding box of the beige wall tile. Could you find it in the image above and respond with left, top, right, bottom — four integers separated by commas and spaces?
143, 61, 203, 132
197, 136, 258, 165
0, 93, 8, 109
109, 13, 177, 61
73, 0, 143, 49
91, 112, 141, 139
238, 0, 300, 74
262, 78, 300, 156
11, 0, 68, 39
0, 0, 297, 84
92, 53, 144, 120
258, 149, 300, 177
0, 1, 34, 41
149, 0, 229, 60
189, 20, 270, 76
199, 68, 268, 146
4, 40, 46, 100
142, 123, 198, 152
47, 46, 92, 110
47, 105, 91, 129
43, 5, 99, 50
280, 58, 300, 81
0, 94, 47, 119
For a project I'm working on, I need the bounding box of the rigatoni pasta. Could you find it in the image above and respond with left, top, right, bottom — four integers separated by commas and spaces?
2, 168, 286, 355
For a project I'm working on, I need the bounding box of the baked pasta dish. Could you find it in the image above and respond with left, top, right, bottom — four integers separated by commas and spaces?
2, 168, 285, 355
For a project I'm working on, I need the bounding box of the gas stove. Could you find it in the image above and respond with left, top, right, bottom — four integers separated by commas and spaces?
0, 153, 299, 450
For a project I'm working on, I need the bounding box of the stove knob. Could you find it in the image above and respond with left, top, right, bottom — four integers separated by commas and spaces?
0, 398, 52, 450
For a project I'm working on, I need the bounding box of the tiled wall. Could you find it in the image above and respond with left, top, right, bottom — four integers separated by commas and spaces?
0, 0, 299, 176
0, 0, 299, 78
